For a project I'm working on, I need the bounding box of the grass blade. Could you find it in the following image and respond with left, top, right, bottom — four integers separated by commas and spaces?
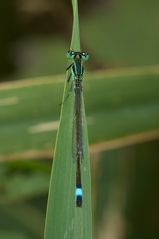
44, 0, 92, 238
71, 0, 81, 51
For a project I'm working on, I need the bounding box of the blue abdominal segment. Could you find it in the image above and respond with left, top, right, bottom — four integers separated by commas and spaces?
76, 188, 83, 197
76, 187, 83, 207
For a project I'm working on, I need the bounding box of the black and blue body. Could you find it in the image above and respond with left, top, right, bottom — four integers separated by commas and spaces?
66, 50, 89, 207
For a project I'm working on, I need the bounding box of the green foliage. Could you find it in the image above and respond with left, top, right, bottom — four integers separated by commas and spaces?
82, 0, 159, 67
0, 160, 49, 239
0, 161, 50, 203
0, 202, 45, 239
0, 70, 159, 238
94, 140, 159, 239
0, 70, 159, 155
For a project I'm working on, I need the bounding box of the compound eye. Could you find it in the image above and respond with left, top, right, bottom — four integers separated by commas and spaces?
71, 51, 75, 56
67, 50, 75, 59
81, 52, 89, 61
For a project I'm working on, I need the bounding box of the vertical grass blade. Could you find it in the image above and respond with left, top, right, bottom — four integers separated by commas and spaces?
44, 0, 92, 239
71, 0, 81, 51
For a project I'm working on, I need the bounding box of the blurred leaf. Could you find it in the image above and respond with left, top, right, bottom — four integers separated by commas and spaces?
0, 203, 44, 239
0, 69, 159, 156
0, 163, 49, 203
82, 0, 159, 67
93, 140, 159, 239
0, 231, 30, 239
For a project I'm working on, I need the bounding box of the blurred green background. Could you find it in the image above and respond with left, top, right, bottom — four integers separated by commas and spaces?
0, 0, 159, 239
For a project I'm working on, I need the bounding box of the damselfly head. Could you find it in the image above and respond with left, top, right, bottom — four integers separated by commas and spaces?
67, 50, 89, 61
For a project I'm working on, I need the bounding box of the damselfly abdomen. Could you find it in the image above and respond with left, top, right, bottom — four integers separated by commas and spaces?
66, 50, 89, 207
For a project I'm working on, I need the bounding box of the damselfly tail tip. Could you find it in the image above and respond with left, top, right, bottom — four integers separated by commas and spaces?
76, 196, 82, 207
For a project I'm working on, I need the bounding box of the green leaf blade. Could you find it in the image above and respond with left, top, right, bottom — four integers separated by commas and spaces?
45, 1, 92, 238
71, 0, 81, 51
44, 83, 92, 239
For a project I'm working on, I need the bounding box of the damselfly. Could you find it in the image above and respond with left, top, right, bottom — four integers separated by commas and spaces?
66, 50, 89, 207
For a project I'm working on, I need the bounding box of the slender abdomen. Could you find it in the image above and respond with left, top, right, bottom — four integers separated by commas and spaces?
75, 77, 83, 207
